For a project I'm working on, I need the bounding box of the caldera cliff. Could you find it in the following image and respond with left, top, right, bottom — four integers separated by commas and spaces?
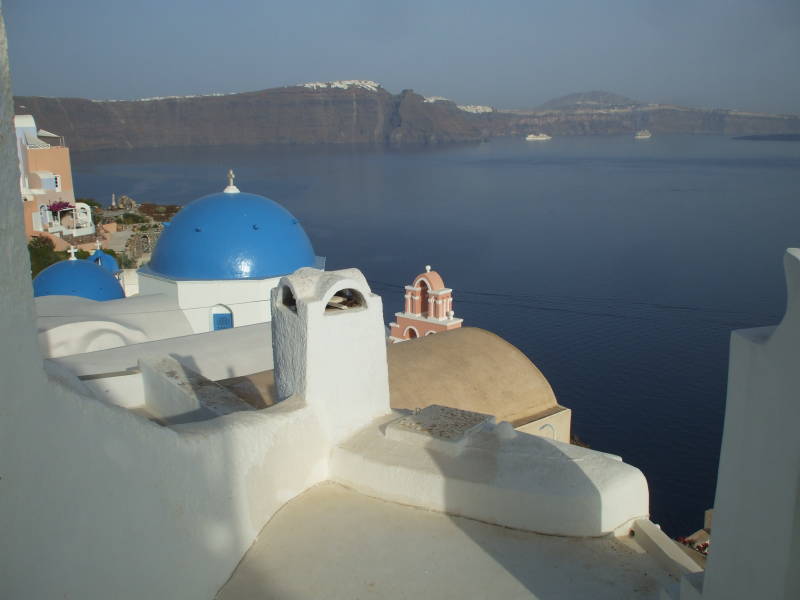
13, 83, 800, 151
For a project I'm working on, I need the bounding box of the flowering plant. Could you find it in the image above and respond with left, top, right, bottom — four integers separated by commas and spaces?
47, 201, 74, 213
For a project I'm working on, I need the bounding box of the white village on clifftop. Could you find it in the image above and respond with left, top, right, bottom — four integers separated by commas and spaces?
1, 23, 799, 600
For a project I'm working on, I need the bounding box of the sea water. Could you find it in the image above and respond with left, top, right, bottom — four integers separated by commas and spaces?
71, 134, 800, 536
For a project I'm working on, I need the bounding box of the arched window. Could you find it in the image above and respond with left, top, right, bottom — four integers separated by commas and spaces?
211, 304, 233, 330
405, 326, 419, 339
418, 280, 430, 317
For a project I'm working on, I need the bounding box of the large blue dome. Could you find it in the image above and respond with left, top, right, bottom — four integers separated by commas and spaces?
34, 260, 125, 301
145, 190, 316, 280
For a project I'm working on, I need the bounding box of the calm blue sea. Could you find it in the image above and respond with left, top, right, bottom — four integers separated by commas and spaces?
71, 135, 800, 537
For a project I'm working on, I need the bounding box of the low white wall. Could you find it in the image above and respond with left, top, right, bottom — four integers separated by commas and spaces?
332, 414, 649, 537
141, 357, 203, 418
79, 371, 145, 409
38, 319, 150, 358
632, 519, 702, 580
35, 293, 195, 358
1, 373, 329, 600
51, 323, 274, 384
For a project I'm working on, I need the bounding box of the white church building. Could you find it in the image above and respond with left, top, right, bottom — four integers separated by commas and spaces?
33, 172, 325, 358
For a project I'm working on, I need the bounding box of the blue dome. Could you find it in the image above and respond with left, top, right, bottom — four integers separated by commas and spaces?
34, 260, 125, 301
145, 190, 316, 280
87, 249, 120, 274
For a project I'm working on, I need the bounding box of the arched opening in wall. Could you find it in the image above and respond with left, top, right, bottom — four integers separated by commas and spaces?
325, 288, 366, 313
405, 326, 419, 339
84, 330, 128, 353
418, 280, 430, 317
281, 286, 297, 313
141, 235, 151, 253
75, 204, 91, 227
211, 304, 234, 331
424, 331, 436, 336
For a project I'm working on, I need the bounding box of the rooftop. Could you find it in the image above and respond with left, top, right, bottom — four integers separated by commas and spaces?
388, 327, 562, 427
218, 482, 671, 600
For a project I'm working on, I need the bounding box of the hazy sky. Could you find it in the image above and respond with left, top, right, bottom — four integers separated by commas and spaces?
4, 0, 800, 113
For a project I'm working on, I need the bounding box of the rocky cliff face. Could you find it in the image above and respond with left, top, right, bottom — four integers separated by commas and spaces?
13, 84, 800, 151
14, 84, 486, 151
389, 91, 485, 144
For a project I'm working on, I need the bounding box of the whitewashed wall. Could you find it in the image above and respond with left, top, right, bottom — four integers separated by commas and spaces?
139, 272, 281, 332
0, 16, 329, 599
271, 268, 392, 443
698, 250, 800, 600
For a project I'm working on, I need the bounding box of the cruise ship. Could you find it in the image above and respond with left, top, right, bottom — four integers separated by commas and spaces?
526, 133, 552, 141
634, 129, 652, 139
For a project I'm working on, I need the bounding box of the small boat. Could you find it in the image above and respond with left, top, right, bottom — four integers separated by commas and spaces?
634, 129, 652, 139
526, 133, 552, 141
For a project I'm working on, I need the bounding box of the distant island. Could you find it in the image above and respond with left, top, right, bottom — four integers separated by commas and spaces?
535, 90, 645, 111
14, 84, 800, 152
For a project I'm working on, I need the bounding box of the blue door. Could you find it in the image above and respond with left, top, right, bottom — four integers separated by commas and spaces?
213, 313, 233, 330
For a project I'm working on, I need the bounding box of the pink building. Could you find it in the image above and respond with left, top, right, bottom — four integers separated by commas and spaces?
389, 266, 463, 342
14, 115, 96, 250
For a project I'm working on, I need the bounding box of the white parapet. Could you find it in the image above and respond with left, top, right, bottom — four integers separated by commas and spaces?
632, 519, 703, 580
332, 404, 650, 537
140, 356, 255, 423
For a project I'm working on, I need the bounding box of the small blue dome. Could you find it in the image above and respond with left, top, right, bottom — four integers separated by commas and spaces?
87, 249, 120, 274
34, 260, 125, 301
144, 190, 315, 280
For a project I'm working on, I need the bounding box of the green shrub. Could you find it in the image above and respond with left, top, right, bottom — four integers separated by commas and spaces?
28, 236, 60, 277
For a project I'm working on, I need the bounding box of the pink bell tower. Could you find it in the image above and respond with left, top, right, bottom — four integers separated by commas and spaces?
389, 265, 463, 342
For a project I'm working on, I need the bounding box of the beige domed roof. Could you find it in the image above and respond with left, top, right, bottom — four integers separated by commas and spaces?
387, 327, 562, 427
